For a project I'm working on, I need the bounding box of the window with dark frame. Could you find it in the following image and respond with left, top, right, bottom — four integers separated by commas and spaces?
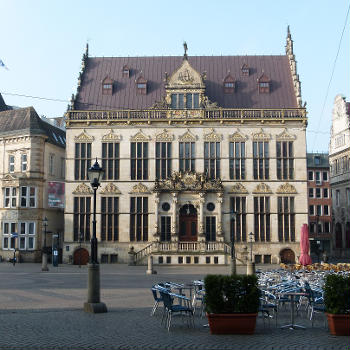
9, 155, 15, 173
205, 216, 216, 242
102, 77, 113, 95
136, 76, 147, 95
241, 63, 250, 76
276, 141, 294, 179
223, 74, 235, 94
229, 142, 245, 179
323, 188, 328, 198
101, 197, 119, 241
74, 143, 92, 180
131, 142, 148, 180
156, 142, 172, 179
309, 188, 314, 198
186, 93, 199, 108
277, 196, 295, 242
253, 141, 269, 179
122, 65, 130, 78
230, 196, 247, 242
4, 187, 16, 208
73, 196, 91, 242
179, 142, 195, 172
130, 197, 148, 241
253, 197, 271, 242
204, 142, 220, 179
21, 154, 27, 172
20, 186, 36, 208
160, 216, 171, 242
102, 142, 120, 180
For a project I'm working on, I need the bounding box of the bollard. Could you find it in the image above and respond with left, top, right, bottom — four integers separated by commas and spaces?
246, 260, 255, 275
146, 255, 157, 275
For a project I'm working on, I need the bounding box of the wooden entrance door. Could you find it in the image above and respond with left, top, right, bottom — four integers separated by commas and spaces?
280, 248, 295, 264
179, 204, 197, 241
73, 248, 89, 265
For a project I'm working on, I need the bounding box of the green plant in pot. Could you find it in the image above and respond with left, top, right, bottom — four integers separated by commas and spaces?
324, 274, 350, 336
204, 274, 260, 334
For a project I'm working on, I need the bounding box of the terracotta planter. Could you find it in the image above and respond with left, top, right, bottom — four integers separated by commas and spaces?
207, 313, 258, 334
326, 313, 350, 336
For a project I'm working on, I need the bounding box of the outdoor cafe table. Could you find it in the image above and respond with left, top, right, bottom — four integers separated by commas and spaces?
280, 291, 307, 330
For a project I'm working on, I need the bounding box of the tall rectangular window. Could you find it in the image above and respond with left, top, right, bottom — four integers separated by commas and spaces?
346, 188, 350, 205
18, 222, 36, 250
253, 141, 269, 179
73, 197, 91, 241
171, 93, 184, 109
205, 216, 216, 241
102, 142, 120, 180
230, 197, 247, 242
160, 216, 171, 242
20, 187, 36, 208
315, 171, 321, 185
277, 197, 295, 242
179, 142, 195, 172
101, 197, 119, 241
323, 188, 329, 198
253, 197, 271, 242
49, 154, 54, 175
2, 222, 17, 250
309, 188, 314, 198
130, 197, 148, 241
4, 187, 16, 208
276, 141, 294, 179
21, 154, 27, 172
336, 190, 340, 206
74, 143, 92, 180
131, 142, 148, 180
9, 155, 15, 173
229, 142, 245, 179
156, 142, 172, 179
204, 142, 220, 179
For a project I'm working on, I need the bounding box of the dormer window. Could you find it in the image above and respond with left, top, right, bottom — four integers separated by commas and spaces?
136, 76, 147, 95
122, 65, 130, 78
102, 77, 113, 95
241, 63, 250, 76
223, 74, 235, 94
257, 72, 270, 94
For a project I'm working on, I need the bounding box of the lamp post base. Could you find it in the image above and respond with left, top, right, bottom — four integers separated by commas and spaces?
41, 253, 49, 272
246, 261, 255, 275
84, 263, 107, 313
230, 257, 236, 275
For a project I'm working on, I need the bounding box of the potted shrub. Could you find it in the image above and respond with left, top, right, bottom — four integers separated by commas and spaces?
204, 274, 260, 334
324, 274, 350, 336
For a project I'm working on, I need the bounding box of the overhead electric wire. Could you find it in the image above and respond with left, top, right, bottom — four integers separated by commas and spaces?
311, 2, 350, 151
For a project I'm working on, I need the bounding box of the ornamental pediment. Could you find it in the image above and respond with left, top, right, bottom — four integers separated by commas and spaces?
2, 174, 17, 181
154, 171, 223, 193
74, 131, 94, 142
253, 183, 272, 194
100, 183, 121, 195
130, 130, 151, 142
229, 130, 247, 142
179, 129, 197, 142
276, 129, 296, 141
204, 128, 222, 142
156, 129, 174, 142
276, 183, 297, 194
130, 183, 150, 194
167, 59, 205, 89
252, 128, 271, 141
102, 129, 121, 141
228, 183, 248, 194
72, 183, 93, 195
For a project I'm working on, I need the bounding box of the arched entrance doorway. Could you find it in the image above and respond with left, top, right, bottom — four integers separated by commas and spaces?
335, 223, 343, 248
280, 248, 295, 264
179, 204, 197, 241
73, 248, 89, 265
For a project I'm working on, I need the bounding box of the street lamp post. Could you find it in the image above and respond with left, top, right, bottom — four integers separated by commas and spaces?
79, 232, 84, 268
230, 211, 237, 275
83, 159, 107, 313
42, 217, 49, 271
249, 232, 254, 262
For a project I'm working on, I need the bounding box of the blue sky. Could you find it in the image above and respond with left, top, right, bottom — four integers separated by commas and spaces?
0, 0, 349, 152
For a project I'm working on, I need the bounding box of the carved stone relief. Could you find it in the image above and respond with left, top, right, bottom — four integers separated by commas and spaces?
130, 130, 151, 142
204, 128, 222, 142
72, 183, 93, 195
276, 183, 297, 194
100, 183, 121, 195
252, 128, 271, 141
253, 183, 272, 194
102, 129, 121, 141
74, 130, 94, 142
276, 128, 296, 141
179, 129, 197, 142
155, 129, 174, 142
228, 183, 248, 194
130, 183, 150, 194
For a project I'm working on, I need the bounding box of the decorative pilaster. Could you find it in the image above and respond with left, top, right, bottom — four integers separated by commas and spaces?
198, 193, 205, 241
217, 192, 223, 240
153, 194, 160, 240
171, 193, 178, 242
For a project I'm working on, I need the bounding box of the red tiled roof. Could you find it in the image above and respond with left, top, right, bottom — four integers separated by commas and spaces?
75, 55, 297, 110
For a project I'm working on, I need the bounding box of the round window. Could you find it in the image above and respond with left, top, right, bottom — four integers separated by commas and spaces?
162, 202, 170, 211
207, 202, 215, 211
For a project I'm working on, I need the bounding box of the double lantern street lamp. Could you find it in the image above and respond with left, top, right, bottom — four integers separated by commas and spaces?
83, 159, 107, 313
42, 217, 50, 272
230, 211, 237, 275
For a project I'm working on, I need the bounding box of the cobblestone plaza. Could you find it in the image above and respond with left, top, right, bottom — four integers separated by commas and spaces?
0, 263, 349, 350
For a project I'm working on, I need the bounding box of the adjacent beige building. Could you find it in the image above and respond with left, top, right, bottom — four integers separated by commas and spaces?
0, 107, 66, 262
329, 94, 350, 257
64, 28, 308, 266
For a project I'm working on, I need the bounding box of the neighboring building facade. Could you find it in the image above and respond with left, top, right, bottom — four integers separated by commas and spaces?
306, 153, 332, 259
0, 107, 66, 262
64, 28, 308, 266
329, 95, 350, 258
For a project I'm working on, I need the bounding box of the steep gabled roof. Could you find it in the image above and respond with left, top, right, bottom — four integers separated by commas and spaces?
0, 107, 66, 148
0, 93, 9, 112
75, 55, 298, 110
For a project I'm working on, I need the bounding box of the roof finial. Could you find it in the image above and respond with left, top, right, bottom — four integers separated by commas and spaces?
183, 41, 188, 60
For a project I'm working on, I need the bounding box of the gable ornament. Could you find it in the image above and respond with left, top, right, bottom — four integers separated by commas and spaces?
253, 183, 272, 194
204, 128, 222, 142
130, 183, 150, 194
72, 183, 93, 195
156, 129, 174, 142
130, 129, 151, 142
252, 128, 271, 141
276, 128, 296, 141
179, 129, 197, 142
228, 183, 249, 194
102, 129, 121, 141
100, 183, 121, 195
276, 183, 297, 194
74, 130, 94, 142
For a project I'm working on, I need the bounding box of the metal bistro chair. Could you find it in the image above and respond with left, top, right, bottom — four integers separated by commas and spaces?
159, 289, 195, 331
151, 285, 164, 316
